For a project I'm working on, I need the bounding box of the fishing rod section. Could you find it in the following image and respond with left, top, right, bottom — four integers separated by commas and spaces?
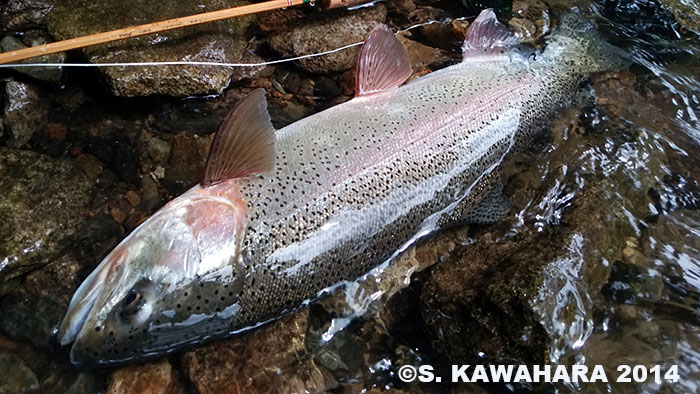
0, 0, 379, 65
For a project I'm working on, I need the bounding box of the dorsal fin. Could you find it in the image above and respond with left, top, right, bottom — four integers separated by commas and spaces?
462, 9, 518, 59
201, 88, 276, 187
356, 24, 412, 97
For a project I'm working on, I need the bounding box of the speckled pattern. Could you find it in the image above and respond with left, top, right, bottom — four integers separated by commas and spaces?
135, 59, 584, 359
66, 16, 625, 365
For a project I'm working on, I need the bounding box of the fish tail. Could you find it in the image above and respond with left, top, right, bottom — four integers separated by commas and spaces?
545, 11, 630, 74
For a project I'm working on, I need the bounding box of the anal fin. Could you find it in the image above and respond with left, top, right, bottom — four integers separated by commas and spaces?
463, 180, 512, 224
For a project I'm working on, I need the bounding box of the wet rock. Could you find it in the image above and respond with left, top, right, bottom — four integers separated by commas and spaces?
267, 96, 314, 129
69, 108, 141, 182
460, 0, 513, 16
421, 148, 621, 367
25, 253, 84, 306
508, 0, 551, 45
182, 311, 330, 394
408, 7, 466, 52
75, 153, 103, 182
268, 4, 387, 74
421, 229, 552, 366
140, 174, 164, 211
45, 123, 67, 142
0, 148, 92, 289
43, 370, 102, 394
621, 237, 649, 268
257, 9, 305, 33
108, 359, 181, 394
0, 287, 64, 350
0, 353, 39, 394
602, 260, 664, 304
153, 99, 224, 136
320, 228, 468, 326
0, 335, 49, 381
659, 0, 700, 33
0, 0, 53, 32
228, 51, 273, 82
0, 248, 84, 351
2, 80, 49, 147
125, 190, 141, 207
46, 0, 255, 97
163, 132, 209, 194
648, 172, 700, 213
0, 35, 65, 83
397, 33, 450, 74
386, 0, 417, 15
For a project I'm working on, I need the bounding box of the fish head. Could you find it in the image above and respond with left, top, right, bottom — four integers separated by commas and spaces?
58, 182, 248, 367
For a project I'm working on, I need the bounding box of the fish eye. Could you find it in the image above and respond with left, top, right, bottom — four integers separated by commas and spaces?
121, 289, 143, 318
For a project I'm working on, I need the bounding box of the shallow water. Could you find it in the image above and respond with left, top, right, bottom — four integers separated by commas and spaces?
1, 0, 700, 393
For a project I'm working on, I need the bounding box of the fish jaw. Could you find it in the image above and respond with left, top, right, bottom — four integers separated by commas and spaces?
59, 180, 248, 367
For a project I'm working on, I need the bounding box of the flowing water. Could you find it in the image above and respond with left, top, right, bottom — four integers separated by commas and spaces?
1, 0, 700, 393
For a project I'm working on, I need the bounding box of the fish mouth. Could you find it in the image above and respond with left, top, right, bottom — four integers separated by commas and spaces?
58, 287, 99, 346
57, 253, 118, 346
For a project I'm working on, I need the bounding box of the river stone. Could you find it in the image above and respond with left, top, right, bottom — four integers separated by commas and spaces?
0, 254, 86, 349
0, 0, 53, 33
0, 287, 65, 350
0, 36, 65, 83
3, 80, 49, 147
107, 359, 181, 394
659, 0, 700, 33
0, 148, 92, 291
267, 4, 387, 74
0, 353, 39, 394
421, 228, 552, 366
163, 132, 209, 195
46, 0, 254, 97
181, 311, 329, 394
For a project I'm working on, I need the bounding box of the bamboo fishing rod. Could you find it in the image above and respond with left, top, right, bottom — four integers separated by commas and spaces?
0, 0, 371, 65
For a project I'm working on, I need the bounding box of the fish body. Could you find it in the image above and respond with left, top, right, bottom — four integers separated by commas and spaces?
58, 10, 625, 367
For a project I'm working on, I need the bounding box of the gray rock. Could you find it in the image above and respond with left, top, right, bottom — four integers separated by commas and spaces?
41, 368, 101, 394
163, 132, 208, 195
268, 4, 387, 74
140, 174, 163, 212
181, 311, 330, 394
3, 80, 49, 147
0, 353, 39, 394
46, 0, 255, 97
659, 0, 700, 33
147, 137, 171, 164
0, 148, 92, 290
0, 0, 53, 33
508, 0, 551, 45
0, 287, 64, 350
228, 51, 273, 82
0, 35, 65, 83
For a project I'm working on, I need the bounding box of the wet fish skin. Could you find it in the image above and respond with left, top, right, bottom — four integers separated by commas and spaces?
59, 10, 626, 367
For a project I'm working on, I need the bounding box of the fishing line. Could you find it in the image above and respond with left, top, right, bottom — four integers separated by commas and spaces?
0, 18, 465, 69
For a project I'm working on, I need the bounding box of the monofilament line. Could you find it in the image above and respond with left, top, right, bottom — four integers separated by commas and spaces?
0, 19, 462, 69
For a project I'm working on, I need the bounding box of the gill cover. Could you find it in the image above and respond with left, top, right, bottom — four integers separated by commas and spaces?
58, 89, 275, 361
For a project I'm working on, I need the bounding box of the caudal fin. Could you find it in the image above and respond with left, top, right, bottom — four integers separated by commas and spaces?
545, 11, 630, 74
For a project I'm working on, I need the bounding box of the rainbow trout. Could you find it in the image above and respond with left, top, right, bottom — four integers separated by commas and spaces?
58, 9, 624, 366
